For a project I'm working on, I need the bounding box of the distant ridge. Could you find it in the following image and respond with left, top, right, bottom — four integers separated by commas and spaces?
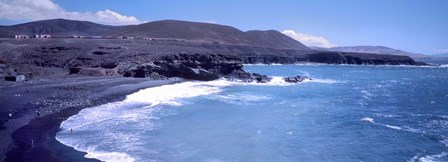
0, 19, 124, 37
310, 45, 448, 64
108, 20, 311, 50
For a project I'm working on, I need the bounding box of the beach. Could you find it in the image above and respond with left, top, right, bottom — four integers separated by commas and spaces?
0, 76, 184, 162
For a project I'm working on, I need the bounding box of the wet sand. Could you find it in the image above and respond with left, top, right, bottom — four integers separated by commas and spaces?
0, 76, 184, 162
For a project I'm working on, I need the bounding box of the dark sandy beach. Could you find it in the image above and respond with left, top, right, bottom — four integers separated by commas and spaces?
0, 76, 184, 162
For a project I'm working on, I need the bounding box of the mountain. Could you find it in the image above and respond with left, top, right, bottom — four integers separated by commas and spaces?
310, 45, 448, 64
0, 19, 310, 50
108, 20, 310, 50
0, 19, 124, 37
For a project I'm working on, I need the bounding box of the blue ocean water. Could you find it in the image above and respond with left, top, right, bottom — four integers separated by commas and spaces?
56, 65, 448, 162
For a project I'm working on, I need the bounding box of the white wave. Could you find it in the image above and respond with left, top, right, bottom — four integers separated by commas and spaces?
212, 93, 272, 105
361, 90, 373, 98
125, 81, 229, 107
409, 152, 448, 162
441, 138, 448, 147
361, 117, 425, 134
226, 76, 295, 86
293, 63, 327, 66
125, 76, 318, 107
270, 63, 283, 66
229, 76, 338, 85
56, 131, 140, 162
57, 101, 154, 162
385, 124, 402, 130
84, 146, 136, 162
374, 113, 399, 118
361, 117, 375, 123
307, 78, 340, 84
242, 63, 269, 66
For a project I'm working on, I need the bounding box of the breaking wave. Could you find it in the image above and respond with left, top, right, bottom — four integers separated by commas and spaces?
57, 76, 331, 161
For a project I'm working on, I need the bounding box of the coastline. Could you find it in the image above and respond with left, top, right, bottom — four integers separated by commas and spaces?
0, 76, 184, 162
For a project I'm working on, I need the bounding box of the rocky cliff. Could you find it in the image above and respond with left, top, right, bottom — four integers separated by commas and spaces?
0, 19, 424, 82
0, 38, 420, 82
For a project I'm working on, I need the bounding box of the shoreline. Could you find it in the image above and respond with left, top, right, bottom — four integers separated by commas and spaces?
1, 76, 184, 162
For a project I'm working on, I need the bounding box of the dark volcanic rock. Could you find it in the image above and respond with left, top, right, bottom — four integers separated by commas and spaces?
224, 68, 272, 83
100, 62, 119, 69
121, 54, 240, 81
92, 51, 110, 55
284, 76, 311, 83
120, 53, 274, 82
245, 73, 272, 83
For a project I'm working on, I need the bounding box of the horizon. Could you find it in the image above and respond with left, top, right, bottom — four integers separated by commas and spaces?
0, 0, 447, 55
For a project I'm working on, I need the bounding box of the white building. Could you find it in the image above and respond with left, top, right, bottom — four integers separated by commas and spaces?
15, 35, 30, 39
72, 35, 86, 38
40, 34, 51, 38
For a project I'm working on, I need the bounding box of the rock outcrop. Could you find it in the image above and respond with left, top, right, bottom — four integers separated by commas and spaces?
116, 54, 271, 82
284, 76, 311, 83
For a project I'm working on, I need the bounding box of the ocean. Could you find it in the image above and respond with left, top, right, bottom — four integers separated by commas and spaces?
56, 64, 448, 162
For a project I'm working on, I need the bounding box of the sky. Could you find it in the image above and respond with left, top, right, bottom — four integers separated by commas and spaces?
0, 0, 447, 54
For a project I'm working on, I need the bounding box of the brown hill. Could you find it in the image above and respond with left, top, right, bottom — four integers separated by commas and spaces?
109, 20, 310, 50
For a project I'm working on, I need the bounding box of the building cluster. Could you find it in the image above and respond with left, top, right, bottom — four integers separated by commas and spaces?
117, 36, 134, 39
15, 34, 51, 39
13, 34, 139, 40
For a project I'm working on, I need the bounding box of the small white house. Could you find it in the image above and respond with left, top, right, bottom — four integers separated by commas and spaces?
40, 34, 51, 38
15, 35, 30, 39
72, 35, 86, 38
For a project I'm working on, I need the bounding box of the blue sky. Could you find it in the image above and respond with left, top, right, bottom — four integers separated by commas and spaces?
0, 0, 447, 54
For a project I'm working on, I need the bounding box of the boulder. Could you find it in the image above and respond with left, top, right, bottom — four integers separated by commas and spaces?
284, 76, 311, 83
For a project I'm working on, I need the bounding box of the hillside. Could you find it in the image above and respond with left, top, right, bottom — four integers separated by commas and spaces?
0, 19, 421, 81
0, 19, 124, 37
109, 20, 310, 50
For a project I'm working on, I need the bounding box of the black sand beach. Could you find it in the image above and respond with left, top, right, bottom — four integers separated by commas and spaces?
0, 76, 183, 162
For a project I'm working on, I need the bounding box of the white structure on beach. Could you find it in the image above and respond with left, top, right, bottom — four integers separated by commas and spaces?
15, 35, 30, 39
